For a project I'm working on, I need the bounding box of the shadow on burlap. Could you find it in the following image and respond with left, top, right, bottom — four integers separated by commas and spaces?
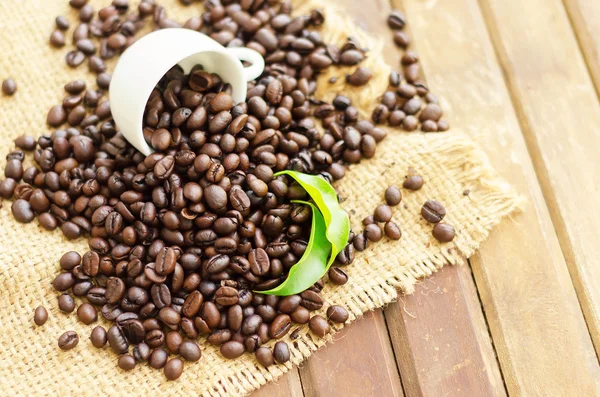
0, 0, 523, 395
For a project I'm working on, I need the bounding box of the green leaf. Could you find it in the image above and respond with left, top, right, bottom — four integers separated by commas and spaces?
259, 201, 332, 296
275, 170, 350, 269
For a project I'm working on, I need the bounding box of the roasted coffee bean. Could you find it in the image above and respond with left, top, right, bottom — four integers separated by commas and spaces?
327, 305, 349, 323
77, 303, 97, 325
34, 306, 48, 326
50, 30, 66, 47
215, 286, 239, 306
248, 248, 270, 276
421, 200, 446, 223
53, 272, 75, 291
220, 341, 244, 359
384, 221, 402, 240
58, 293, 76, 312
179, 341, 201, 362
309, 315, 330, 337
300, 290, 323, 311
346, 67, 372, 86
159, 307, 181, 328
388, 10, 407, 29
432, 223, 455, 242
273, 341, 290, 363
118, 355, 136, 371
166, 331, 183, 354
2, 78, 17, 96
182, 290, 203, 317
133, 342, 151, 362
105, 277, 126, 303
91, 326, 108, 348
146, 329, 166, 348
269, 314, 291, 339
149, 348, 169, 369
58, 331, 79, 350
394, 31, 410, 48
374, 204, 393, 222
328, 267, 348, 285
364, 223, 383, 242
12, 199, 34, 223
164, 358, 184, 380
255, 347, 274, 367
60, 251, 81, 271
241, 314, 263, 336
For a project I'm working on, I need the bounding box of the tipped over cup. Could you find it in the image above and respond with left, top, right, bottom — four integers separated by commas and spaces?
109, 28, 265, 156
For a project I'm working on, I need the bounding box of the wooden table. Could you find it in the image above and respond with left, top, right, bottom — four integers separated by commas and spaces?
251, 0, 600, 395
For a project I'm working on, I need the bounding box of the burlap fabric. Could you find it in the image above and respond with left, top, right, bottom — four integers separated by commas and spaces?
0, 0, 523, 396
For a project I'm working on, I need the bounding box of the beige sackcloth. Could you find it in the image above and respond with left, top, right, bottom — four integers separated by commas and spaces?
0, 0, 523, 395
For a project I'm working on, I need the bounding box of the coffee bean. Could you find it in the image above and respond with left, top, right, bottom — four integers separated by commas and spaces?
384, 186, 402, 206
220, 340, 244, 359
346, 67, 372, 86
393, 31, 410, 48
105, 277, 126, 303
179, 341, 201, 362
11, 198, 33, 223
384, 222, 402, 240
77, 302, 97, 324
50, 30, 66, 47
326, 305, 349, 323
402, 115, 418, 131
166, 331, 183, 354
388, 10, 407, 29
58, 294, 76, 313
56, 16, 70, 30
118, 354, 136, 371
309, 315, 330, 337
433, 223, 455, 242
364, 223, 383, 242
58, 330, 79, 350
159, 307, 181, 329
255, 347, 274, 367
328, 267, 348, 285
273, 341, 290, 363
163, 358, 184, 380
91, 326, 107, 348
133, 343, 151, 362
421, 200, 446, 223
34, 306, 48, 326
2, 78, 16, 96
149, 348, 169, 369
300, 290, 323, 311
374, 204, 393, 222
66, 51, 86, 68
182, 290, 203, 317
403, 175, 424, 190
248, 248, 270, 276
107, 325, 129, 354
270, 314, 292, 339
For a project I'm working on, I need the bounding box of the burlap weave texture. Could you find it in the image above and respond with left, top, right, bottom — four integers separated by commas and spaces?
0, 0, 522, 396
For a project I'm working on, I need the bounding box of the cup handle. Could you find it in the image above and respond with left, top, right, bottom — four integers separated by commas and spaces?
226, 47, 265, 82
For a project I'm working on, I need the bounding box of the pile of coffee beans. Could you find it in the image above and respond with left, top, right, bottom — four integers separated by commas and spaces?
1, 0, 456, 381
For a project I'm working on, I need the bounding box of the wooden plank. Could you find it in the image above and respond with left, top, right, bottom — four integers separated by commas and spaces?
336, 1, 507, 396
563, 0, 600, 96
481, 0, 600, 359
250, 369, 304, 397
299, 310, 404, 397
394, 0, 600, 394
385, 263, 507, 397
481, 0, 600, 356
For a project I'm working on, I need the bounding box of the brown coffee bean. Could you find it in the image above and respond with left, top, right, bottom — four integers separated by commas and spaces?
394, 31, 410, 48
421, 120, 438, 132
328, 267, 348, 285
402, 115, 418, 131
220, 341, 244, 359
421, 200, 446, 223
2, 78, 17, 96
374, 204, 393, 222
12, 199, 34, 223
255, 347, 274, 367
309, 315, 330, 337
364, 224, 383, 242
66, 51, 86, 68
433, 223, 456, 242
403, 175, 424, 190
34, 306, 48, 326
50, 30, 66, 47
179, 341, 201, 362
388, 10, 407, 29
384, 186, 402, 206
58, 294, 76, 313
269, 314, 291, 339
77, 302, 97, 325
58, 331, 79, 350
300, 290, 323, 311
346, 67, 372, 86
273, 341, 290, 363
118, 355, 136, 371
326, 305, 349, 323
91, 326, 107, 348
384, 221, 402, 240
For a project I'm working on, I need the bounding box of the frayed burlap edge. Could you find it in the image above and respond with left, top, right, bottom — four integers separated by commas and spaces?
0, 0, 523, 396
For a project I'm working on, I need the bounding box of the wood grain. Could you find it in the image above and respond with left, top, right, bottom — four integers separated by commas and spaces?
396, 0, 600, 394
385, 263, 506, 397
299, 310, 404, 397
250, 369, 304, 397
480, 0, 600, 357
563, 0, 600, 95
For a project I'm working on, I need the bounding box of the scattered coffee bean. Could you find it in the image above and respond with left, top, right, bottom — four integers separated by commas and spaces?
432, 223, 456, 242
58, 294, 76, 313
421, 200, 446, 223
91, 326, 107, 348
373, 204, 393, 222
403, 175, 424, 191
255, 346, 274, 367
309, 315, 330, 337
384, 222, 402, 240
346, 67, 372, 86
220, 341, 244, 359
273, 341, 290, 364
149, 348, 169, 369
118, 355, 136, 371
364, 223, 383, 242
164, 358, 184, 380
2, 78, 17, 96
179, 341, 201, 362
58, 330, 79, 350
326, 305, 349, 323
77, 302, 97, 325
385, 186, 402, 206
388, 10, 407, 30
34, 306, 48, 326
328, 267, 348, 285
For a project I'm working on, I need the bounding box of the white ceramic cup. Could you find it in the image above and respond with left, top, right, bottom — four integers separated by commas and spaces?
109, 28, 265, 156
